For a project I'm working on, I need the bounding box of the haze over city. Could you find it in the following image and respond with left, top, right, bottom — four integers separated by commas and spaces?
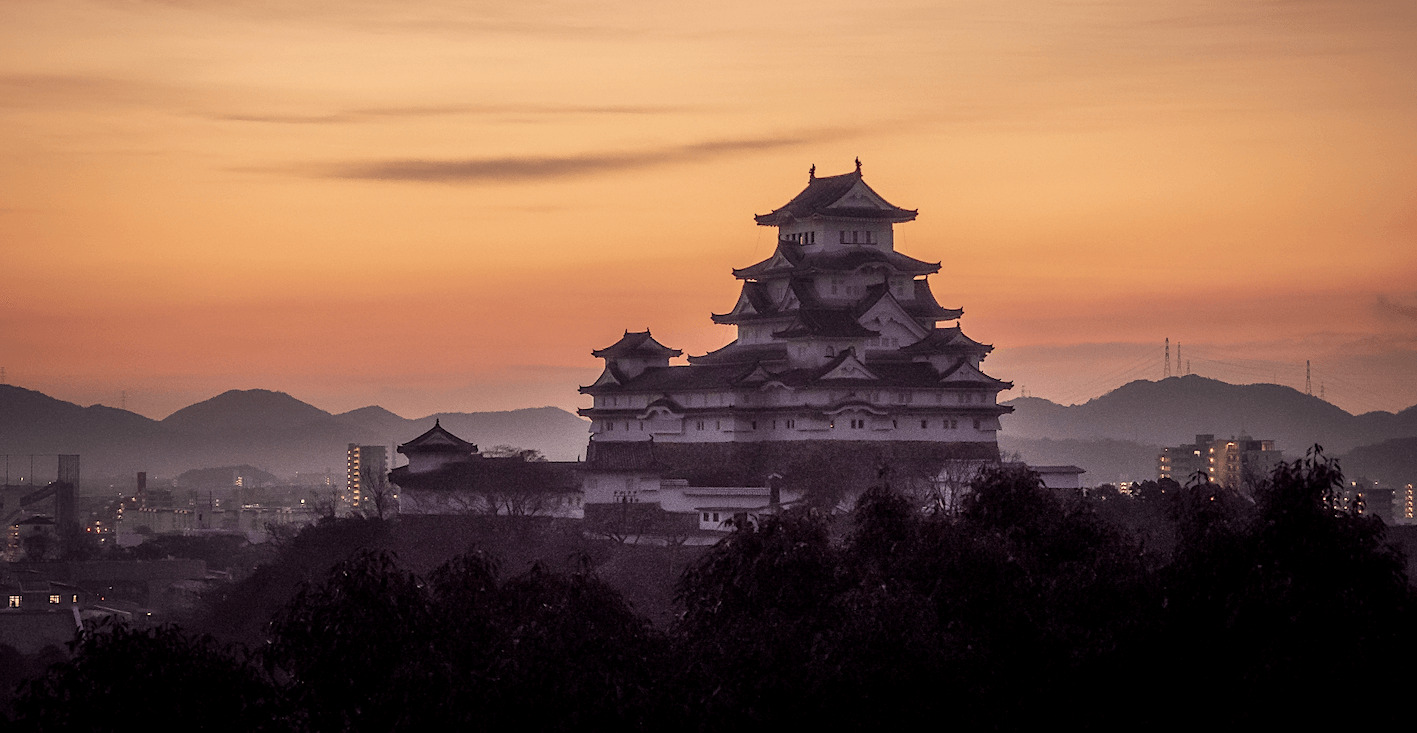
3, 0, 1416, 419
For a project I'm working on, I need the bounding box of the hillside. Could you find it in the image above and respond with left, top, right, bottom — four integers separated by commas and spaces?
1341, 437, 1417, 489
1002, 375, 1417, 454
999, 376, 1417, 484
0, 386, 590, 484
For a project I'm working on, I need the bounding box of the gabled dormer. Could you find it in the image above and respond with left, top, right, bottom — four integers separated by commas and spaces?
856, 286, 931, 348
816, 349, 881, 381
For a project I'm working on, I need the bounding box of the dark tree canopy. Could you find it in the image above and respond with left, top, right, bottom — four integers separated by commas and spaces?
8, 450, 1415, 731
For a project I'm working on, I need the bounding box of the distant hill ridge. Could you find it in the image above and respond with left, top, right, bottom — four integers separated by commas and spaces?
1001, 375, 1417, 484
4, 377, 1413, 487
0, 385, 590, 482
1003, 375, 1417, 454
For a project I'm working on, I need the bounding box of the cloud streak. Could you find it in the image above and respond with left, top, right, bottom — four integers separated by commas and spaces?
207, 103, 687, 125
1376, 294, 1417, 322
279, 133, 842, 183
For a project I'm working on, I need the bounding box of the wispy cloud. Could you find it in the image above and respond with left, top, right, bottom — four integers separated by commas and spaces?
1376, 294, 1417, 322
0, 74, 173, 108
269, 132, 846, 183
206, 103, 685, 125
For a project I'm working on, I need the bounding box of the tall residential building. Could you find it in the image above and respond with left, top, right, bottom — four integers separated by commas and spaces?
578, 163, 1013, 527
345, 444, 389, 512
1158, 434, 1213, 485
1158, 433, 1282, 491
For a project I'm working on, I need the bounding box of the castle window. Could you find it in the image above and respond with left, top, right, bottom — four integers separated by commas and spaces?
921, 420, 929, 429
702, 512, 710, 522
839, 230, 847, 243
605, 422, 613, 431
973, 419, 982, 430
786, 419, 796, 429
49, 594, 60, 604
7, 596, 19, 608
696, 420, 705, 431
864, 230, 874, 244
750, 421, 757, 430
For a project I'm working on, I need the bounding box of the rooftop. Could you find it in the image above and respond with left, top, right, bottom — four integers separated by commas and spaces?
753, 163, 918, 226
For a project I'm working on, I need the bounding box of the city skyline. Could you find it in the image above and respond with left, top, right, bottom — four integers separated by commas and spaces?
3, 0, 1416, 419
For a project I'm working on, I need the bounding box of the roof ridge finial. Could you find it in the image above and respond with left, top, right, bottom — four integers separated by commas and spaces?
855, 157, 862, 173
434, 418, 441, 427
808, 164, 816, 181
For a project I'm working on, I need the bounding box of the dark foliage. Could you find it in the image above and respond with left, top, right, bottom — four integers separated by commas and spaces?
196, 515, 394, 644
12, 621, 289, 732
261, 548, 661, 732
8, 451, 1414, 731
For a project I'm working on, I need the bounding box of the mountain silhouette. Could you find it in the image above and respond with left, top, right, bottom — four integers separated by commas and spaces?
1000, 375, 1417, 484
0, 386, 590, 485
1002, 375, 1416, 454
162, 389, 335, 435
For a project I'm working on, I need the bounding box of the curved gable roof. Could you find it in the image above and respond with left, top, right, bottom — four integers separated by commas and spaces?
591, 330, 683, 359
754, 167, 917, 225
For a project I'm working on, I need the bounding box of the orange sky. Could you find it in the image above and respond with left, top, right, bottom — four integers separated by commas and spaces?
2, 0, 1416, 419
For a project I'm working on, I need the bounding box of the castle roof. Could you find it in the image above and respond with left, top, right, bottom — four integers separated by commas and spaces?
899, 326, 992, 356
753, 166, 918, 226
397, 419, 478, 455
772, 310, 880, 339
591, 330, 683, 359
580, 350, 1012, 396
732, 241, 939, 280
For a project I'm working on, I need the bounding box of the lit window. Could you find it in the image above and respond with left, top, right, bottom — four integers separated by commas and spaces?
7, 596, 19, 608
49, 595, 61, 604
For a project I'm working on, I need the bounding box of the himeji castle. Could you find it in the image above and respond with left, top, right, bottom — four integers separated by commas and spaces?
578, 162, 1014, 529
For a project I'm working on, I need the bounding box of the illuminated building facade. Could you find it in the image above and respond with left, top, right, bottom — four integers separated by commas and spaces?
344, 444, 389, 512
1158, 433, 1283, 491
579, 163, 1013, 526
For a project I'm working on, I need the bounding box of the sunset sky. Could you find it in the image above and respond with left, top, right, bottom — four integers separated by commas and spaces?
3, 0, 1416, 420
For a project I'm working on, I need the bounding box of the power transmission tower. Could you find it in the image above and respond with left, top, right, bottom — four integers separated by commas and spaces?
1305, 360, 1312, 396
1164, 338, 1171, 378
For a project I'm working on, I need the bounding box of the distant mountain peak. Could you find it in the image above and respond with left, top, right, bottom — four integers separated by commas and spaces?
338, 405, 409, 421
162, 389, 333, 434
